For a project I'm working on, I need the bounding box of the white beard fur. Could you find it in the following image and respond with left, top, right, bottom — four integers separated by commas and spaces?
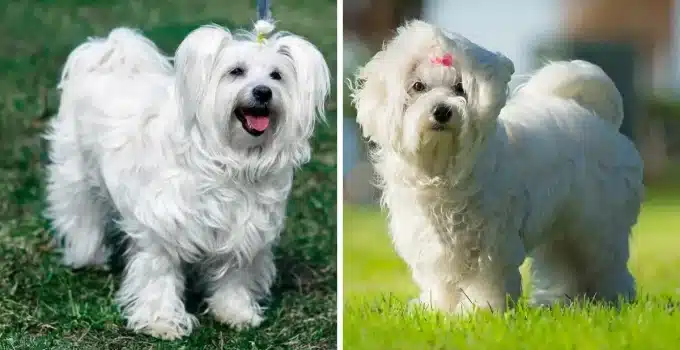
44, 22, 329, 339
352, 20, 642, 315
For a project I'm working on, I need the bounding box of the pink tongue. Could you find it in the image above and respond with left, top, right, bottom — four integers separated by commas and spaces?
245, 115, 270, 132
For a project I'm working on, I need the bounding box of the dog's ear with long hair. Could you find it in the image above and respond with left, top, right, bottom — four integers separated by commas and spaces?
174, 25, 233, 119
271, 33, 331, 137
350, 20, 435, 148
442, 29, 515, 125
350, 49, 394, 146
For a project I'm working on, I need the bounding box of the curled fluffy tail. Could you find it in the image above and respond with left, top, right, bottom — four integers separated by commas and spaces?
59, 27, 172, 88
520, 60, 624, 128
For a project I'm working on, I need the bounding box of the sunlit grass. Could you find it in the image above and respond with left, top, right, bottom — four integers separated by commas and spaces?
343, 184, 680, 349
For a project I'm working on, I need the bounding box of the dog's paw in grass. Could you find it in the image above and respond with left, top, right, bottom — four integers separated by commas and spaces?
216, 311, 265, 332
130, 312, 198, 340
209, 290, 265, 331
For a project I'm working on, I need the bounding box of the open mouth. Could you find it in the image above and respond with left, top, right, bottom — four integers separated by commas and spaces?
235, 105, 271, 136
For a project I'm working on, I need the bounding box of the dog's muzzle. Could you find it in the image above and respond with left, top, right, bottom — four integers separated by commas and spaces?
431, 104, 453, 131
234, 85, 276, 137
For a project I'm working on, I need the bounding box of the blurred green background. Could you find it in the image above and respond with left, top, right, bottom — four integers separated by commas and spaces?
0, 1, 336, 349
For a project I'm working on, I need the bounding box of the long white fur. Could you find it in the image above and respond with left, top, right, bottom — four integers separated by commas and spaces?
45, 22, 329, 339
351, 20, 642, 314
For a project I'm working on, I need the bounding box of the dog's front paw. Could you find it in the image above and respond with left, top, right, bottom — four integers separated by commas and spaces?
408, 294, 479, 317
61, 241, 111, 270
210, 299, 264, 331
218, 310, 264, 331
408, 297, 436, 312
142, 321, 191, 340
128, 312, 198, 340
452, 302, 478, 317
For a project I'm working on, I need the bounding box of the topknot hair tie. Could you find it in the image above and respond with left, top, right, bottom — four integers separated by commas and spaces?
254, 0, 274, 44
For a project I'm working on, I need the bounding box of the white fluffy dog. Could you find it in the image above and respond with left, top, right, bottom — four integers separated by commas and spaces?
351, 20, 642, 315
45, 21, 329, 339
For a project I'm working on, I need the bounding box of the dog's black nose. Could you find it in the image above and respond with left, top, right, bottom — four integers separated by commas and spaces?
252, 85, 272, 103
433, 105, 452, 123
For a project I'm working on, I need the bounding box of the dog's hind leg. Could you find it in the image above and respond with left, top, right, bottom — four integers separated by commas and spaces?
45, 118, 110, 269
576, 226, 636, 305
530, 229, 635, 307
206, 247, 275, 330
583, 262, 635, 305
528, 237, 583, 306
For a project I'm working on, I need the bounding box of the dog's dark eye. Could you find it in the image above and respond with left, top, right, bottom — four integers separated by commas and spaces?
453, 81, 466, 97
412, 81, 426, 92
270, 70, 282, 81
229, 67, 245, 77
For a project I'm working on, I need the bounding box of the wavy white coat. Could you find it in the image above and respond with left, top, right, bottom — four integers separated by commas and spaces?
353, 20, 642, 314
45, 23, 329, 339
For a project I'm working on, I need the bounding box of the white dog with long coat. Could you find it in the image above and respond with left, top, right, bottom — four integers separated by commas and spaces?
351, 20, 642, 314
45, 21, 329, 339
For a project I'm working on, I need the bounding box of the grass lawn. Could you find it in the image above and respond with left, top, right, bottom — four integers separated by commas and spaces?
344, 183, 680, 349
0, 0, 336, 349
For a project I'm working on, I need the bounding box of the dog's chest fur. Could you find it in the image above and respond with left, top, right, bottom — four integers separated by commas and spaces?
185, 170, 293, 261
374, 143, 530, 281
376, 155, 486, 278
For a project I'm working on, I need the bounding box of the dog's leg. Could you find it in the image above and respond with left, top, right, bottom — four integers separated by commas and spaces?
450, 231, 525, 315
578, 227, 636, 304
117, 243, 196, 340
206, 248, 275, 330
46, 140, 110, 269
453, 266, 522, 315
528, 237, 582, 306
405, 234, 524, 314
411, 264, 522, 315
584, 265, 635, 304
410, 268, 463, 312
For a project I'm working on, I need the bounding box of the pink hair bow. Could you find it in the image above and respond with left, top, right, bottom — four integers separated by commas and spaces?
430, 53, 454, 67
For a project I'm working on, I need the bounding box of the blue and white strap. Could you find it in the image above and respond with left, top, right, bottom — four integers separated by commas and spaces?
255, 0, 275, 44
